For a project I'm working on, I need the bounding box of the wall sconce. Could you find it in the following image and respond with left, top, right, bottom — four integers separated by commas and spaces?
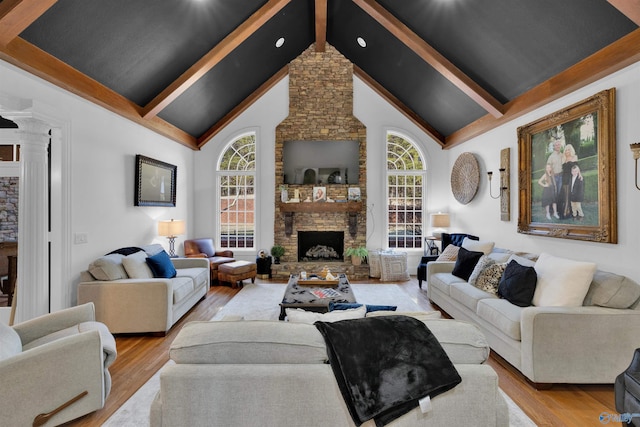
158, 219, 185, 257
487, 168, 507, 199
631, 143, 640, 190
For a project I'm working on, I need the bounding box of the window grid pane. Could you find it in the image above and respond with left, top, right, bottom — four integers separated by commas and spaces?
218, 134, 256, 249
386, 133, 425, 250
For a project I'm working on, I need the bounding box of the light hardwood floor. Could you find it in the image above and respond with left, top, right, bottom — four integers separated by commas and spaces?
65, 277, 616, 427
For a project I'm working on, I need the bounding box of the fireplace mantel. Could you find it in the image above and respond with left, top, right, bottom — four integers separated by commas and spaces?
278, 201, 362, 237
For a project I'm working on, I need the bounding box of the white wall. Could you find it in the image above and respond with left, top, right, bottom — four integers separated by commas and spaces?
1, 60, 195, 306
446, 61, 640, 282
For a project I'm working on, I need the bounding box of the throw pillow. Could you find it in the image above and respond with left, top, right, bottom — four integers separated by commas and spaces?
121, 251, 154, 279
461, 238, 495, 255
451, 247, 484, 281
437, 244, 460, 261
146, 250, 177, 278
583, 270, 640, 309
468, 255, 493, 287
498, 260, 537, 307
88, 253, 127, 281
532, 252, 596, 307
507, 254, 536, 268
474, 263, 506, 294
286, 306, 366, 324
329, 302, 397, 313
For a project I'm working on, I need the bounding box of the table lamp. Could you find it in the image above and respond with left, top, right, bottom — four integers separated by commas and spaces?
158, 219, 185, 257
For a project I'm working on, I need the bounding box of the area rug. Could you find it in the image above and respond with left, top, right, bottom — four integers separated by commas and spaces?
103, 283, 537, 426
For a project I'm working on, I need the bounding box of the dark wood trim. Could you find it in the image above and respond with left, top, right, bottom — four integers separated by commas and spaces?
445, 28, 640, 148
0, 37, 199, 149
142, 0, 292, 119
197, 66, 289, 147
314, 0, 327, 52
354, 66, 445, 146
0, 0, 57, 46
353, 0, 504, 119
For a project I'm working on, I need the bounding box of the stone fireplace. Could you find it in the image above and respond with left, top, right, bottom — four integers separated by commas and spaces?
272, 44, 368, 279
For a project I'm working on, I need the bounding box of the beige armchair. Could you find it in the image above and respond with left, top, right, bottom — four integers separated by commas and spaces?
0, 303, 117, 426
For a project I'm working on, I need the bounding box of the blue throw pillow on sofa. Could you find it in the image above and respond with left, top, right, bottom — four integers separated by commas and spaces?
329, 302, 398, 313
452, 247, 484, 281
146, 250, 177, 279
498, 260, 537, 307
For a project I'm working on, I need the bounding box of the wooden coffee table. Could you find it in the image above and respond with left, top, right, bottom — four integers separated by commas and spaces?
279, 273, 356, 320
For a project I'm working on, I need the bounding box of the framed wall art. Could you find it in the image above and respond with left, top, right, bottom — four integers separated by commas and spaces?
134, 154, 177, 207
517, 88, 617, 243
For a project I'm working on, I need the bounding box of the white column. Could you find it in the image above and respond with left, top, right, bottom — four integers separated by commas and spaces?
14, 118, 50, 322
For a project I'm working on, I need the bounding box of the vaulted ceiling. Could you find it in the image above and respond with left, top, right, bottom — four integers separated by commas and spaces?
1, 0, 639, 150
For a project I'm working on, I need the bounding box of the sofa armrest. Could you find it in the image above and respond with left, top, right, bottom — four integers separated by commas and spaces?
520, 306, 640, 383
171, 257, 210, 270
78, 279, 173, 334
215, 249, 234, 258
0, 330, 106, 426
13, 303, 96, 346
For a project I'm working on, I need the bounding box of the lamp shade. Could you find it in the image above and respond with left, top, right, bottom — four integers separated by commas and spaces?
158, 219, 185, 237
430, 213, 450, 228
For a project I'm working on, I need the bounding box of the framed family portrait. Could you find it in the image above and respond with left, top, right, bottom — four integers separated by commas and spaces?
313, 186, 326, 202
517, 89, 617, 243
134, 154, 177, 207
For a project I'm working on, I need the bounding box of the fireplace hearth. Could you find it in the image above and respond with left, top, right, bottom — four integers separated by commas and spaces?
298, 231, 344, 262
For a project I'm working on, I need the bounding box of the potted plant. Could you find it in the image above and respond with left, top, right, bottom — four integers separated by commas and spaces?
345, 247, 368, 266
271, 244, 285, 264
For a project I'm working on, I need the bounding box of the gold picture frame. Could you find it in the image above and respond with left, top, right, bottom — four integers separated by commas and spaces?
517, 88, 617, 243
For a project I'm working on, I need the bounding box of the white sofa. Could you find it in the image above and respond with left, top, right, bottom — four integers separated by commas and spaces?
150, 316, 509, 426
78, 244, 210, 334
427, 248, 640, 386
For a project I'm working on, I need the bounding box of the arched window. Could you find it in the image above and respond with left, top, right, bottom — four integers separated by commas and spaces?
386, 131, 426, 249
217, 132, 255, 249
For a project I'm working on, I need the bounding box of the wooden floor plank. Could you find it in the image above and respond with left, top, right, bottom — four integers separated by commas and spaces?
64, 276, 615, 427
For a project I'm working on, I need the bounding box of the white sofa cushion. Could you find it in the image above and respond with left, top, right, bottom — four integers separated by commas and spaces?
423, 319, 491, 364
170, 321, 328, 364
476, 299, 523, 341
286, 306, 366, 324
462, 238, 495, 255
583, 270, 640, 309
0, 322, 22, 361
533, 252, 596, 307
88, 253, 127, 280
122, 251, 154, 279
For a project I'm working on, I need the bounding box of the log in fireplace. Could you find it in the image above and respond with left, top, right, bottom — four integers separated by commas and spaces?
298, 231, 344, 262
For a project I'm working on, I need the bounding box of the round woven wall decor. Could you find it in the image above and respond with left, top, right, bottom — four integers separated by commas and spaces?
450, 152, 480, 205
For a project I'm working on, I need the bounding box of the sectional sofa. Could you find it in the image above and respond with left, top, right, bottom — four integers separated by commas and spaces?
78, 244, 210, 334
150, 315, 509, 426
426, 242, 640, 386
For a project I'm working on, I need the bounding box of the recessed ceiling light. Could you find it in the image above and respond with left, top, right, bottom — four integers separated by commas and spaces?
275, 37, 285, 48
356, 37, 367, 48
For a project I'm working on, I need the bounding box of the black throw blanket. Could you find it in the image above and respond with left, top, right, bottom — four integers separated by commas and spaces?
315, 315, 461, 426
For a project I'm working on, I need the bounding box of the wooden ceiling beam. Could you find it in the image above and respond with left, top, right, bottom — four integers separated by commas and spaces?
353, 0, 504, 118
608, 0, 640, 26
353, 65, 445, 146
0, 0, 57, 46
0, 37, 198, 149
142, 0, 291, 119
445, 28, 640, 148
198, 66, 289, 148
315, 0, 327, 52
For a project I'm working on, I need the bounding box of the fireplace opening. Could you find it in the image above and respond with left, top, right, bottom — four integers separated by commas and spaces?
298, 231, 344, 262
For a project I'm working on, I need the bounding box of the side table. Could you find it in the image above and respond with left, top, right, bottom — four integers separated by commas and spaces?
417, 255, 439, 289
256, 256, 272, 279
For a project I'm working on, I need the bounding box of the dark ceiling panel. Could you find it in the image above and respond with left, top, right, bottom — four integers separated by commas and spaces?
328, 0, 486, 137
377, 0, 638, 102
158, 0, 314, 137
20, 0, 268, 106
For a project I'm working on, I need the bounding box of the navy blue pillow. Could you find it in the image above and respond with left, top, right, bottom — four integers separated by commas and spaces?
451, 247, 484, 281
329, 302, 398, 313
146, 250, 177, 278
498, 260, 537, 307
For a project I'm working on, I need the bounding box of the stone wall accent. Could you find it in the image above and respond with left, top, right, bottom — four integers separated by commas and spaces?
0, 177, 19, 242
274, 44, 367, 277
